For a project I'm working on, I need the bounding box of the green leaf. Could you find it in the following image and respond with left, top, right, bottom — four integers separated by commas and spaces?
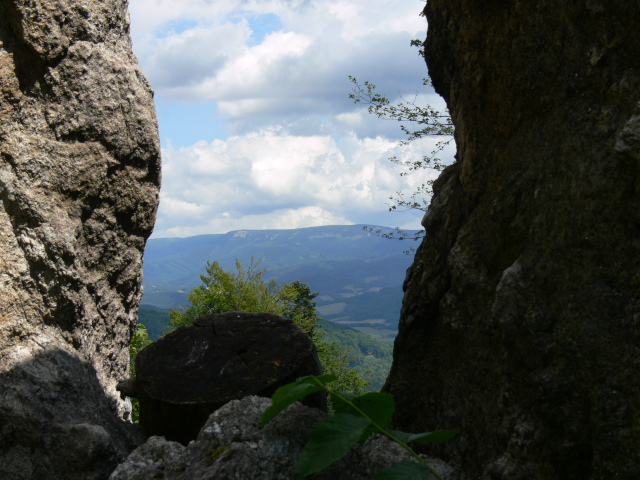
407, 430, 457, 445
261, 375, 336, 427
328, 391, 356, 414
385, 429, 457, 445
353, 392, 395, 429
331, 391, 395, 444
295, 414, 371, 477
384, 429, 413, 444
295, 374, 338, 386
261, 383, 323, 427
374, 460, 433, 479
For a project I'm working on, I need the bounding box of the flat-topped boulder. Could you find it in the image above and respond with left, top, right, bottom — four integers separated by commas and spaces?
130, 312, 326, 444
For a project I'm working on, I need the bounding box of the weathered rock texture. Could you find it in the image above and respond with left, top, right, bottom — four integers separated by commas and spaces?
110, 396, 462, 480
0, 0, 160, 478
131, 312, 326, 444
385, 2, 640, 479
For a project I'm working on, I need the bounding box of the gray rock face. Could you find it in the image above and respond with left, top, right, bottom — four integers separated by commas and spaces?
385, 2, 640, 479
110, 396, 462, 480
0, 0, 160, 477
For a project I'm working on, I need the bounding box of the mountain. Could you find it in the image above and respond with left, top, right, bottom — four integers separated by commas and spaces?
141, 224, 420, 341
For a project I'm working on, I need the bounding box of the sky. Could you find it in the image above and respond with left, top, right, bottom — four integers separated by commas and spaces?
127, 0, 454, 239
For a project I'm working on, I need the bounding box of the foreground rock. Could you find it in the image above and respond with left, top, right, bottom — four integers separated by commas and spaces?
110, 396, 462, 480
0, 0, 160, 478
128, 312, 326, 444
385, 2, 640, 479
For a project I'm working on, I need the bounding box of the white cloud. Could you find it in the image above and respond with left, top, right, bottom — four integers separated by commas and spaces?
161, 197, 210, 217
130, 0, 432, 115
142, 23, 251, 90
223, 30, 312, 81
151, 129, 443, 238
126, 0, 455, 238
264, 206, 352, 230
155, 206, 352, 238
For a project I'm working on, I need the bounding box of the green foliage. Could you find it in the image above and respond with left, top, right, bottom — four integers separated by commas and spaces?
261, 373, 338, 425
261, 375, 456, 479
167, 258, 369, 396
130, 323, 153, 373
348, 76, 453, 143
137, 305, 171, 341
129, 323, 152, 422
315, 341, 369, 398
285, 283, 370, 397
283, 280, 323, 339
319, 319, 392, 391
349, 40, 455, 251
168, 257, 287, 329
297, 413, 371, 476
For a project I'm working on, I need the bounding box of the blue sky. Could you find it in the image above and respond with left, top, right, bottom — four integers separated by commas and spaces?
128, 0, 454, 238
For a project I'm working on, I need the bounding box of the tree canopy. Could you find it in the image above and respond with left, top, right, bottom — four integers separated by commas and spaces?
167, 257, 369, 396
168, 257, 289, 329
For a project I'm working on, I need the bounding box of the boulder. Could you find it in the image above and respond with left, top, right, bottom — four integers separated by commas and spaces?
0, 0, 160, 477
110, 395, 463, 480
127, 312, 326, 444
384, 1, 640, 479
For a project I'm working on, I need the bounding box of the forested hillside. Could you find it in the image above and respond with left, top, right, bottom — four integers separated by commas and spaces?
142, 224, 418, 342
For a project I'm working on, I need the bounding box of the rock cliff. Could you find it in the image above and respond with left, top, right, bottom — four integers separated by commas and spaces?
0, 0, 160, 478
385, 1, 640, 479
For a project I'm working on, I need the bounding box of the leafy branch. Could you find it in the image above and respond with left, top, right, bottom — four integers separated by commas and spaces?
261, 375, 456, 479
362, 226, 425, 256
348, 76, 453, 142
349, 38, 455, 249
129, 323, 152, 422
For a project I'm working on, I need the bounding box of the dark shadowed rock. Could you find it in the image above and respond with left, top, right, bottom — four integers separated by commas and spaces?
385, 1, 640, 479
110, 395, 463, 480
131, 312, 326, 444
0, 0, 160, 477
0, 348, 146, 480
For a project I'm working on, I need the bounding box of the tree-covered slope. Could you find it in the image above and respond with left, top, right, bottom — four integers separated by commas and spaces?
318, 319, 392, 391
141, 224, 418, 340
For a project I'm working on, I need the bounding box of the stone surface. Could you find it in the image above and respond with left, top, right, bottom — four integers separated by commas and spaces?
131, 312, 326, 444
385, 2, 640, 480
110, 395, 462, 480
0, 0, 160, 477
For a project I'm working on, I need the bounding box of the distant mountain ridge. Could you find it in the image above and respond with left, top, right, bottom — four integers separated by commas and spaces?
141, 224, 420, 341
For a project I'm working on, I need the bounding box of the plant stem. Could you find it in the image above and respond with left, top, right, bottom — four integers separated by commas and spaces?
312, 378, 445, 480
